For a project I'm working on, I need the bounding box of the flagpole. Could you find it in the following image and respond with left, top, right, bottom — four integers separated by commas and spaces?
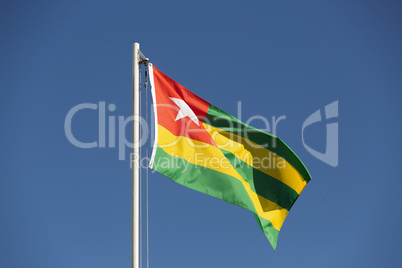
132, 42, 140, 268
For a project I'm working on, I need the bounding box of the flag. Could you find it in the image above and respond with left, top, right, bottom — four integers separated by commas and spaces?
148, 63, 311, 249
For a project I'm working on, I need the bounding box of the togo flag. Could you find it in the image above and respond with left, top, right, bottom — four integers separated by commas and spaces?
148, 63, 311, 250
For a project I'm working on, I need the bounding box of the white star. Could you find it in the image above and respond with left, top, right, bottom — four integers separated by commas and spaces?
169, 97, 199, 126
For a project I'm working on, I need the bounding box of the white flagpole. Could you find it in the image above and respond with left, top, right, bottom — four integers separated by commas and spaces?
132, 42, 140, 268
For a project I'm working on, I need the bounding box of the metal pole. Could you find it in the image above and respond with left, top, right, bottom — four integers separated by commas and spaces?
132, 42, 140, 268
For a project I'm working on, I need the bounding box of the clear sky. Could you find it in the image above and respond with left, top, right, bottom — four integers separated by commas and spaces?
1, 0, 402, 267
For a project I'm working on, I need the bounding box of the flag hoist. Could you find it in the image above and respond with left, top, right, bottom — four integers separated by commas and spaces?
132, 42, 148, 268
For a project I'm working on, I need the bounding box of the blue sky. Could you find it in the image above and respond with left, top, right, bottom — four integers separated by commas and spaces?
1, 0, 402, 267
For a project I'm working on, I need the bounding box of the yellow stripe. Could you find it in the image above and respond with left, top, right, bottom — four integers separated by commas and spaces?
202, 123, 307, 194
158, 125, 288, 231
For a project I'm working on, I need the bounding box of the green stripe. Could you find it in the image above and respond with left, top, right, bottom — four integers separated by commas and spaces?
254, 213, 279, 250
203, 104, 312, 183
152, 146, 278, 249
153, 146, 257, 212
221, 149, 299, 211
